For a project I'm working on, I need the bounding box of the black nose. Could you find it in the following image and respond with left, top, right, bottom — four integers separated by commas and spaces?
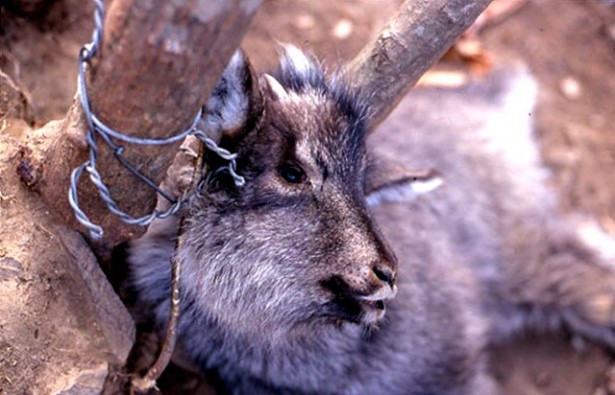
372, 265, 395, 286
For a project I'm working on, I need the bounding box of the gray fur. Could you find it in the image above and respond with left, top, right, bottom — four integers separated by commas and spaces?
127, 49, 615, 394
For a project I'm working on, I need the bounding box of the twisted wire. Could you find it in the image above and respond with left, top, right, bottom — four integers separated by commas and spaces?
69, 0, 244, 239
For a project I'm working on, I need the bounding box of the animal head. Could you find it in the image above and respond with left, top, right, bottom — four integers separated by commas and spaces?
178, 46, 439, 341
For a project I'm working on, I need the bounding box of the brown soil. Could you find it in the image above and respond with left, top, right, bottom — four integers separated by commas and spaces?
1, 0, 614, 394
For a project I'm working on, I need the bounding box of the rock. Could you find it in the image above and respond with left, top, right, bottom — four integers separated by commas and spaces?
0, 70, 34, 124
56, 228, 136, 363
50, 363, 109, 395
0, 128, 135, 395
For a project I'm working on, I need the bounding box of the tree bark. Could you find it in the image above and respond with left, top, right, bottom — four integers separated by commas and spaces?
344, 0, 494, 130
26, 0, 261, 254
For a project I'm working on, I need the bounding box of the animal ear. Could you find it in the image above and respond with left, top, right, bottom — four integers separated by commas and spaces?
200, 50, 263, 142
365, 154, 444, 207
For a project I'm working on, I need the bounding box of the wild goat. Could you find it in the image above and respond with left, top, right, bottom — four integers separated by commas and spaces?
127, 47, 615, 394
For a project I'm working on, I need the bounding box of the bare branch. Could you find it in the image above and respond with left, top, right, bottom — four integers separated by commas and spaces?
131, 243, 182, 393
27, 0, 261, 254
344, 0, 494, 130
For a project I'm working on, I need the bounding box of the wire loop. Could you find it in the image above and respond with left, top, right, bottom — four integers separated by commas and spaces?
69, 0, 244, 239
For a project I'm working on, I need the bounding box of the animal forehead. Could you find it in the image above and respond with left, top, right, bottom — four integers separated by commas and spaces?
267, 90, 364, 163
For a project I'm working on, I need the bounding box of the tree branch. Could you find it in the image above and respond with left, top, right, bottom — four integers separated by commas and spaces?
344, 0, 494, 130
26, 0, 261, 254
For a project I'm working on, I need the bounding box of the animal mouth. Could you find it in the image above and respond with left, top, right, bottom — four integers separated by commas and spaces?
357, 284, 398, 302
321, 276, 397, 324
361, 299, 385, 310
326, 296, 387, 325
358, 298, 386, 323
354, 288, 395, 324
349, 298, 386, 326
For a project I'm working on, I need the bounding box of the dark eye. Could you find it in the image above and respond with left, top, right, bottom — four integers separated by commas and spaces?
278, 164, 305, 184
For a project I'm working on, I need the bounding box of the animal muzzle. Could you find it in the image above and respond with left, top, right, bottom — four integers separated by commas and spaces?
352, 263, 396, 298
322, 261, 398, 324
357, 264, 398, 320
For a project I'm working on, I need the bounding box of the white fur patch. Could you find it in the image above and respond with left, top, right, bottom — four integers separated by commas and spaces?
366, 176, 444, 207
281, 44, 316, 78
577, 220, 615, 267
482, 70, 540, 173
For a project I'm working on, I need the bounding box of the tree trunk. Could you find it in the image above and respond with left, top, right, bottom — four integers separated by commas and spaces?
25, 0, 261, 256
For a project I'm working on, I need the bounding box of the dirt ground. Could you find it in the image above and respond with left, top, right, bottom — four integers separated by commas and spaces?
1, 0, 615, 394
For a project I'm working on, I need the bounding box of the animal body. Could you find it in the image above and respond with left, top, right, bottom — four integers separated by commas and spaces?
127, 47, 615, 394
